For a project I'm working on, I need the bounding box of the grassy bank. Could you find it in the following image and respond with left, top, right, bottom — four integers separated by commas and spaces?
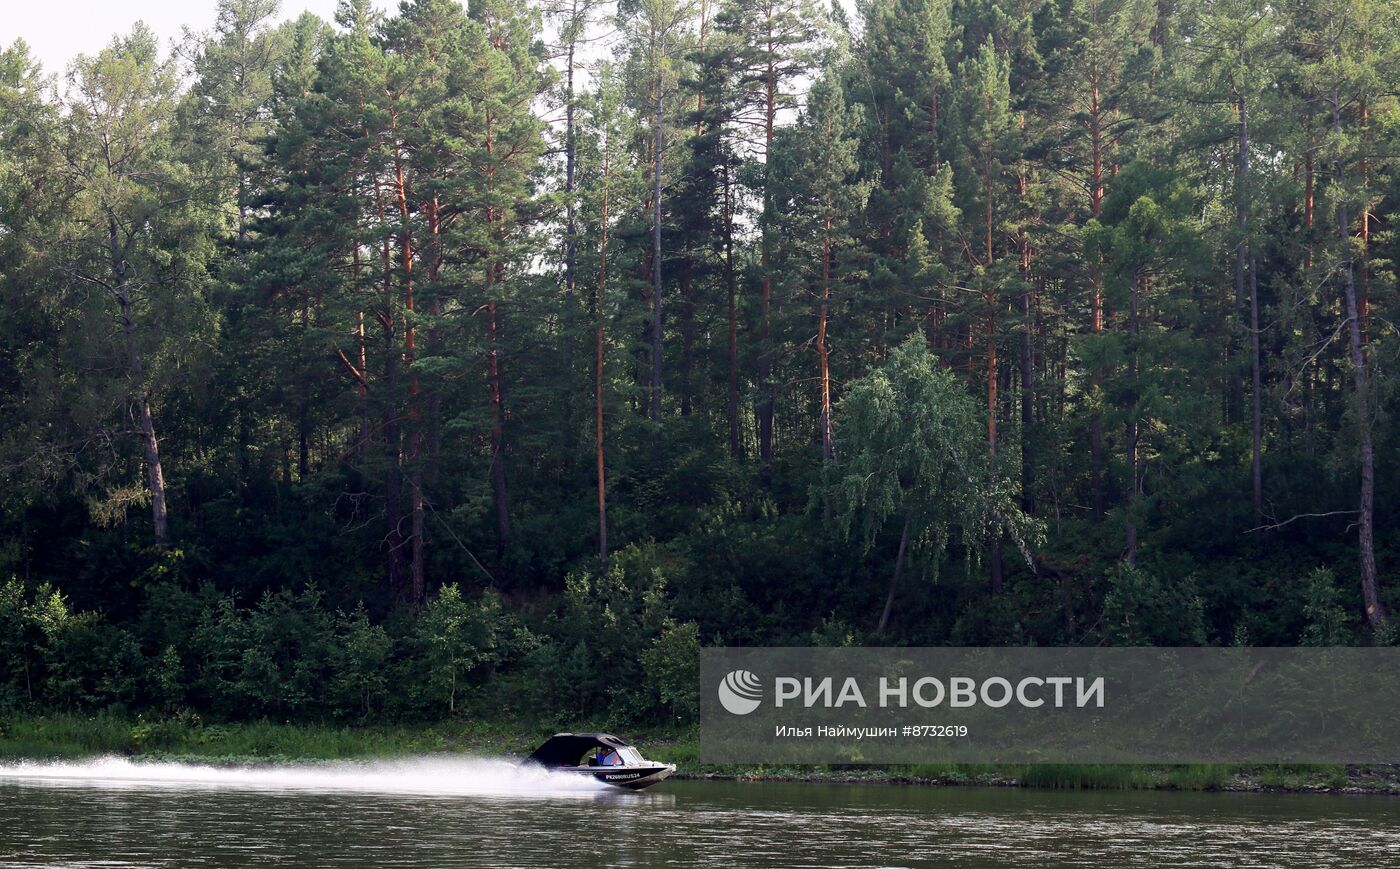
2, 715, 1395, 794
641, 734, 1399, 794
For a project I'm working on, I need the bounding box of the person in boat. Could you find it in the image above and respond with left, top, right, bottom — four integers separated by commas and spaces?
595, 748, 622, 767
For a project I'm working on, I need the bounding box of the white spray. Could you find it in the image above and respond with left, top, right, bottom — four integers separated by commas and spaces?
0, 755, 610, 797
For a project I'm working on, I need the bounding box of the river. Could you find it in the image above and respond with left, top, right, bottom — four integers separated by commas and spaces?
0, 757, 1396, 866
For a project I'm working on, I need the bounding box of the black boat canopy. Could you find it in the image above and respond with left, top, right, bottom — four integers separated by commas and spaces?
525, 733, 632, 767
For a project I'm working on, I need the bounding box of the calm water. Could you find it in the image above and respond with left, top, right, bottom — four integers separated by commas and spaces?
1, 757, 1397, 867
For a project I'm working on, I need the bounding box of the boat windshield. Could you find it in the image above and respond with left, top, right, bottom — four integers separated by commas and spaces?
583, 744, 647, 767
588, 748, 621, 766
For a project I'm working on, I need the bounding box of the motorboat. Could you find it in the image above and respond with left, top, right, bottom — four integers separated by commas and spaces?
524, 732, 676, 790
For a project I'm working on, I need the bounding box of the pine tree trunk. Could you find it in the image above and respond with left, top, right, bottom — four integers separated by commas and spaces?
1017, 119, 1034, 513
757, 53, 778, 471
1360, 100, 1369, 338
395, 152, 425, 608
984, 167, 1002, 593
356, 307, 368, 461
1090, 79, 1106, 523
982, 258, 997, 403
1125, 274, 1142, 564
1238, 93, 1262, 522
1248, 239, 1265, 526
426, 196, 443, 484
487, 298, 511, 559
1125, 419, 1137, 563
108, 218, 170, 545
597, 148, 611, 570
1020, 227, 1035, 514
679, 269, 694, 417
650, 79, 664, 427
1331, 89, 1385, 629
988, 327, 1003, 592
695, 0, 710, 134
1243, 95, 1265, 517
374, 179, 405, 596
409, 478, 425, 605
351, 213, 368, 463
723, 160, 742, 458
382, 291, 404, 596
298, 405, 310, 480
1229, 98, 1246, 423
1304, 112, 1315, 270
484, 110, 512, 564
564, 35, 577, 303
818, 215, 834, 460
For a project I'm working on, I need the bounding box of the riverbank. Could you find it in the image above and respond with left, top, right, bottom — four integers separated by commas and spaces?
3, 715, 1396, 794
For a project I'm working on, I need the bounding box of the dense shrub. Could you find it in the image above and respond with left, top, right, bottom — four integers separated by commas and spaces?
0, 567, 703, 727
1101, 563, 1207, 646
0, 542, 1379, 728
643, 620, 700, 723
1300, 568, 1354, 646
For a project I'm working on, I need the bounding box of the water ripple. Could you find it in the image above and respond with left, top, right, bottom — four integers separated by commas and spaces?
0, 763, 1395, 867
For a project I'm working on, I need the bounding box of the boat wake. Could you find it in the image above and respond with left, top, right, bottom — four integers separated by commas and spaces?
0, 755, 611, 798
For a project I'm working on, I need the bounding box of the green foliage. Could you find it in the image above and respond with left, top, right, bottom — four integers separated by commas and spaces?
1102, 563, 1207, 646
642, 619, 700, 723
819, 337, 1039, 580
191, 586, 337, 718
332, 605, 391, 717
0, 579, 28, 711
416, 586, 515, 714
0, 580, 141, 713
151, 645, 185, 714
809, 616, 858, 647
1300, 568, 1354, 646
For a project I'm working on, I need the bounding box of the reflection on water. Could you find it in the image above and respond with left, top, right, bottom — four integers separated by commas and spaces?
1, 759, 1396, 867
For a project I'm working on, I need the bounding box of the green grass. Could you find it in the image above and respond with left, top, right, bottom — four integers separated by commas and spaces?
1253, 764, 1351, 790
0, 715, 134, 760
1164, 764, 1236, 791
989, 764, 1233, 791
634, 734, 1369, 793
1014, 763, 1148, 790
